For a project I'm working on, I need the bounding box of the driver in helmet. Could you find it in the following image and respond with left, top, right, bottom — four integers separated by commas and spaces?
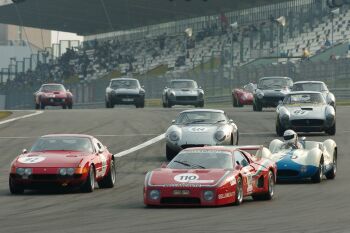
283, 130, 302, 149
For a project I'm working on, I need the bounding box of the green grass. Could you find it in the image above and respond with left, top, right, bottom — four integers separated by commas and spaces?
0, 111, 11, 120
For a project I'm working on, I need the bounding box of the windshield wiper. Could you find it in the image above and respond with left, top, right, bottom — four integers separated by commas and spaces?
173, 160, 206, 169
215, 119, 226, 124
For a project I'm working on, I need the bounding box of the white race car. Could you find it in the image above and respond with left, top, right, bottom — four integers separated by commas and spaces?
264, 137, 337, 183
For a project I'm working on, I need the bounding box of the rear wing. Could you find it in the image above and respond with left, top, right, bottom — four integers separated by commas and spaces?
236, 145, 272, 160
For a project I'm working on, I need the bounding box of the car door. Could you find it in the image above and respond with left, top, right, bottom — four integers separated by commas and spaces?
234, 151, 256, 195
92, 139, 108, 179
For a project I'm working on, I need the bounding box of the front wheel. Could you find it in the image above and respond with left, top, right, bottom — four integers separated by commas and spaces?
233, 96, 238, 107
98, 159, 117, 188
276, 119, 284, 137
234, 176, 243, 206
81, 166, 95, 193
311, 158, 324, 183
68, 103, 73, 109
326, 123, 336, 135
326, 150, 337, 180
252, 171, 275, 201
166, 145, 178, 161
35, 103, 39, 109
9, 177, 24, 194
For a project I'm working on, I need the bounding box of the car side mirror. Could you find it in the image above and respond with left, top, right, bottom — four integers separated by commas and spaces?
235, 161, 242, 170
67, 89, 70, 92
98, 149, 104, 154
160, 162, 168, 168
22, 149, 28, 154
165, 86, 168, 89
301, 136, 306, 141
229, 119, 234, 123
171, 120, 175, 124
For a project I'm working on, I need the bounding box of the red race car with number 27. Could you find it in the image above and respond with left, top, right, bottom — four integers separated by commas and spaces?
9, 134, 116, 194
144, 146, 276, 206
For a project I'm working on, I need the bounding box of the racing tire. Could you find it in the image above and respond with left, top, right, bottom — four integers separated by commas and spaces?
162, 101, 167, 108
9, 177, 24, 194
326, 123, 336, 136
325, 150, 337, 180
98, 159, 117, 188
235, 131, 239, 145
81, 165, 95, 193
166, 145, 178, 161
234, 176, 243, 206
276, 119, 284, 137
256, 101, 263, 111
311, 158, 324, 183
68, 103, 73, 109
35, 103, 40, 109
40, 102, 45, 110
197, 100, 204, 108
252, 171, 275, 201
62, 105, 67, 109
233, 96, 238, 107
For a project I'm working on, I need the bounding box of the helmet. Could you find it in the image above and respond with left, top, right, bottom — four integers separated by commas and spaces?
283, 130, 298, 145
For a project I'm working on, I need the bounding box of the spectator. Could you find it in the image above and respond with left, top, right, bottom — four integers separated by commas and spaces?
301, 48, 310, 60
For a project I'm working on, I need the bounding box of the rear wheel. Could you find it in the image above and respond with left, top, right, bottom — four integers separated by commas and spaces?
234, 176, 243, 206
326, 150, 337, 180
256, 101, 263, 111
40, 101, 45, 109
98, 159, 117, 188
252, 171, 275, 201
311, 158, 324, 183
68, 103, 73, 109
62, 105, 67, 109
9, 177, 24, 194
166, 145, 178, 161
81, 166, 95, 193
233, 96, 238, 107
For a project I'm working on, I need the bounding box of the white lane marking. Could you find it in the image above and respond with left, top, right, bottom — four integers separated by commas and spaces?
0, 111, 43, 126
114, 133, 165, 158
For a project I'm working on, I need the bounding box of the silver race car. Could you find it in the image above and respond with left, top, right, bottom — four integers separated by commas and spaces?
162, 79, 204, 108
292, 81, 336, 109
276, 91, 336, 136
165, 109, 238, 160
266, 137, 337, 182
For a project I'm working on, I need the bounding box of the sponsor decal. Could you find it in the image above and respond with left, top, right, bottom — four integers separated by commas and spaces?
18, 156, 46, 164
164, 184, 202, 188
218, 192, 235, 199
174, 173, 214, 183
294, 109, 307, 115
188, 127, 208, 133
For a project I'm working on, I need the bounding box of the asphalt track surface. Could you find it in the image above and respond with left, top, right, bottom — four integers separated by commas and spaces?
0, 106, 350, 233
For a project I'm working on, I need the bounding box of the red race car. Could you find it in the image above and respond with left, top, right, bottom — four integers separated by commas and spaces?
9, 134, 116, 194
232, 83, 256, 107
144, 146, 276, 206
34, 83, 73, 109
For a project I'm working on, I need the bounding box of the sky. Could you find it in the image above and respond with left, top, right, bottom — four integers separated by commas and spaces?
51, 31, 84, 45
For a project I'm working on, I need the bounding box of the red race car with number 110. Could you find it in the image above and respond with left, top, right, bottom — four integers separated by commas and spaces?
9, 134, 116, 194
144, 146, 276, 206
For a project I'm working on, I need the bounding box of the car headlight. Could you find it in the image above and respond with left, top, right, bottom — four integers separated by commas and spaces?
24, 168, 32, 176
198, 90, 204, 97
169, 131, 180, 141
16, 168, 25, 176
67, 168, 75, 176
149, 190, 160, 200
203, 190, 214, 201
59, 168, 67, 176
214, 131, 226, 142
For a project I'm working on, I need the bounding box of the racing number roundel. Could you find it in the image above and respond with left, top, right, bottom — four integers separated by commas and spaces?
174, 173, 199, 183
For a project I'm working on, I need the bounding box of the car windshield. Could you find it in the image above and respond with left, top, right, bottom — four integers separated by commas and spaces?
258, 78, 292, 89
283, 93, 326, 105
243, 83, 256, 93
40, 85, 65, 92
292, 83, 327, 92
168, 150, 233, 169
110, 79, 139, 89
175, 111, 227, 124
30, 136, 94, 153
170, 80, 197, 89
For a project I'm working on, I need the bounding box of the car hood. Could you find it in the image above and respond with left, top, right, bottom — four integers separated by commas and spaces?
147, 168, 230, 187
171, 89, 199, 96
270, 148, 311, 166
15, 151, 89, 167
260, 89, 288, 96
41, 91, 68, 98
114, 88, 139, 94
286, 104, 325, 119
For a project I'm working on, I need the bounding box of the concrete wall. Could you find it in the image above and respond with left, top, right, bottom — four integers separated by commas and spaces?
0, 45, 33, 68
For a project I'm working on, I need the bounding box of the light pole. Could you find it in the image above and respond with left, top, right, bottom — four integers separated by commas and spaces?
274, 16, 286, 61
330, 8, 340, 45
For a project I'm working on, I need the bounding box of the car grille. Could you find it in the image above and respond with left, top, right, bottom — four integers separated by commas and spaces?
181, 144, 205, 149
263, 96, 283, 103
161, 197, 201, 205
11, 174, 82, 181
49, 98, 64, 103
291, 119, 324, 127
176, 96, 197, 101
277, 170, 299, 177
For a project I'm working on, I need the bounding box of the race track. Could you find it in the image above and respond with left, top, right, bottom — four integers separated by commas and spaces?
0, 107, 349, 233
